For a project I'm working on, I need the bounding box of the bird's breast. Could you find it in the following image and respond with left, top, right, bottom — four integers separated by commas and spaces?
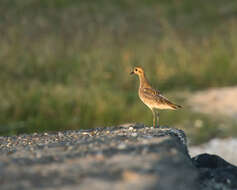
138, 89, 154, 109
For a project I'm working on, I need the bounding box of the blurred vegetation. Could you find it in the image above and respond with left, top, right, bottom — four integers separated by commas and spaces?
1, 0, 237, 144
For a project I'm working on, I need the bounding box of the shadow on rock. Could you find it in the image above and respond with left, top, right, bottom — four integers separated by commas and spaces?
192, 153, 237, 189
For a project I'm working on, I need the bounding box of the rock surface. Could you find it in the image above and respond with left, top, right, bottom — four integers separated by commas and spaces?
0, 124, 236, 190
192, 154, 237, 190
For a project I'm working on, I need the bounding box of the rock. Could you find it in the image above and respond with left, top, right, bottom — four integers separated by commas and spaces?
192, 153, 237, 190
0, 125, 236, 189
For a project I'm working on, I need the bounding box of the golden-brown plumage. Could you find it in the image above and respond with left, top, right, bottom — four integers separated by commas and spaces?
130, 66, 182, 127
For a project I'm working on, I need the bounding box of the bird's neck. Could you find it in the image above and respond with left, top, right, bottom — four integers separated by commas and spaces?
138, 73, 151, 88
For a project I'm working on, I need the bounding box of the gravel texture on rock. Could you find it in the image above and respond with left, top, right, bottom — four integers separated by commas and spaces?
0, 124, 236, 190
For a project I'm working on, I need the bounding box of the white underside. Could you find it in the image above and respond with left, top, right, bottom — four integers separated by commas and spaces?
150, 104, 175, 110
141, 101, 175, 110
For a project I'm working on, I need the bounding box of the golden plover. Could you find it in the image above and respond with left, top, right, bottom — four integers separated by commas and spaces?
130, 66, 182, 127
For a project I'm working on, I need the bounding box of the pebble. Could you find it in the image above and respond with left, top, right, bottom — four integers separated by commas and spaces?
58, 132, 63, 137
128, 127, 133, 131
118, 143, 127, 150
82, 132, 90, 136
131, 133, 138, 137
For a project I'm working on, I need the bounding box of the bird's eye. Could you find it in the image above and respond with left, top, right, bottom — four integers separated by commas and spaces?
135, 69, 137, 71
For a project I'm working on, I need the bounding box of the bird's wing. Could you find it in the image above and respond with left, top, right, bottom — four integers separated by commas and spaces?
142, 88, 174, 105
143, 88, 161, 97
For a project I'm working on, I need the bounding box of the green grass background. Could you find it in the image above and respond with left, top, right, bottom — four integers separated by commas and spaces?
1, 0, 237, 144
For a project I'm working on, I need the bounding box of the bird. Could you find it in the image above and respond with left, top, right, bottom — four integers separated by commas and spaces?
130, 66, 182, 127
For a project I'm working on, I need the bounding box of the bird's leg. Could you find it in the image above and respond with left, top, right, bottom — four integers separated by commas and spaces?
152, 109, 156, 128
156, 111, 160, 128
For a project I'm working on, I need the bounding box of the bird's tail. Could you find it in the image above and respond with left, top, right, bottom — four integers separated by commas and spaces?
171, 103, 183, 110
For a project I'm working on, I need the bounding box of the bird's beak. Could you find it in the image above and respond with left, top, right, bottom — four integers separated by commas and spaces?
130, 71, 134, 75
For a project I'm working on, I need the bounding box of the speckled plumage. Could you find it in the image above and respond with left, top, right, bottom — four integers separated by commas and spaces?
131, 67, 182, 127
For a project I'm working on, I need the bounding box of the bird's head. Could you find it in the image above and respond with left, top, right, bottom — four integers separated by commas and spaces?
130, 67, 144, 76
